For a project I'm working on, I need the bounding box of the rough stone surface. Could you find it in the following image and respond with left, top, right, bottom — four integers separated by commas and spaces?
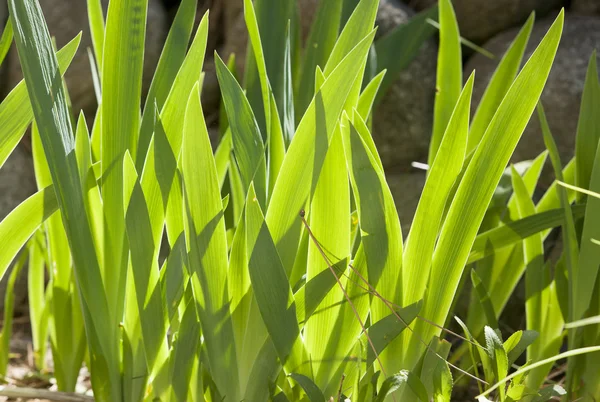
572, 0, 600, 14
4, 0, 168, 119
386, 170, 426, 237
465, 13, 600, 186
409, 0, 565, 44
0, 146, 37, 313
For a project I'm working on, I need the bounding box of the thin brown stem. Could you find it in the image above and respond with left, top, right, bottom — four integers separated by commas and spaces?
300, 211, 394, 401
301, 210, 488, 387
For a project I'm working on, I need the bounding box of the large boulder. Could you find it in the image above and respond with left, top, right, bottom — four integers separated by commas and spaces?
0, 146, 37, 313
465, 13, 600, 186
411, 0, 565, 44
5, 0, 168, 119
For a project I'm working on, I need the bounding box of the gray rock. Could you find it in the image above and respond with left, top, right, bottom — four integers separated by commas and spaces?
372, 1, 437, 171
465, 13, 600, 186
572, 0, 600, 14
386, 170, 426, 237
0, 146, 37, 313
5, 0, 167, 118
409, 0, 565, 44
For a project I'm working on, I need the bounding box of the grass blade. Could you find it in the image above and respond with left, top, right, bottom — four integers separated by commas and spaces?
407, 11, 564, 368
341, 116, 403, 374
0, 35, 80, 170
246, 183, 306, 373
428, 0, 462, 165
403, 73, 473, 306
468, 13, 534, 153
86, 0, 105, 75
243, 0, 295, 136
27, 231, 49, 370
0, 252, 26, 377
0, 20, 13, 67
305, 126, 350, 388
265, 30, 375, 275
215, 53, 267, 209
101, 0, 149, 326
137, 0, 198, 169
297, 0, 343, 116
182, 84, 240, 399
8, 0, 118, 398
324, 0, 377, 76
575, 51, 600, 192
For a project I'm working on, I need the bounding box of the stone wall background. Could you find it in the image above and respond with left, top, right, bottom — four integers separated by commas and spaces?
0, 0, 598, 310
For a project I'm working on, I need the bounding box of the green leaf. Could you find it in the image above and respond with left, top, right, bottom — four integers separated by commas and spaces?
161, 12, 209, 244
214, 130, 232, 189
470, 269, 498, 330
160, 233, 187, 322
243, 0, 273, 140
86, 0, 105, 74
123, 153, 168, 374
342, 115, 403, 374
215, 53, 267, 209
0, 187, 57, 282
575, 51, 600, 192
365, 301, 421, 367
269, 92, 286, 198
245, 183, 305, 371
506, 330, 539, 365
408, 11, 563, 367
8, 0, 118, 398
468, 205, 585, 264
324, 0, 377, 76
289, 373, 326, 402
573, 59, 600, 322
0, 20, 13, 67
294, 258, 347, 326
418, 337, 453, 401
373, 6, 438, 104
484, 326, 508, 398
0, 251, 26, 377
27, 232, 50, 371
243, 0, 295, 136
265, 30, 375, 275
539, 104, 579, 319
101, 0, 149, 326
511, 164, 551, 389
304, 126, 350, 387
182, 84, 240, 399
468, 13, 534, 153
530, 385, 567, 402
169, 299, 201, 402
403, 73, 474, 306
33, 119, 86, 392
357, 70, 385, 121
282, 23, 295, 145
0, 35, 80, 170
297, 0, 344, 116
137, 0, 198, 169
478, 346, 600, 399
375, 370, 429, 402
428, 0, 462, 165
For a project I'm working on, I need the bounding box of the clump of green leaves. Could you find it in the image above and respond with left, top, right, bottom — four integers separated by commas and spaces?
1, 0, 599, 401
